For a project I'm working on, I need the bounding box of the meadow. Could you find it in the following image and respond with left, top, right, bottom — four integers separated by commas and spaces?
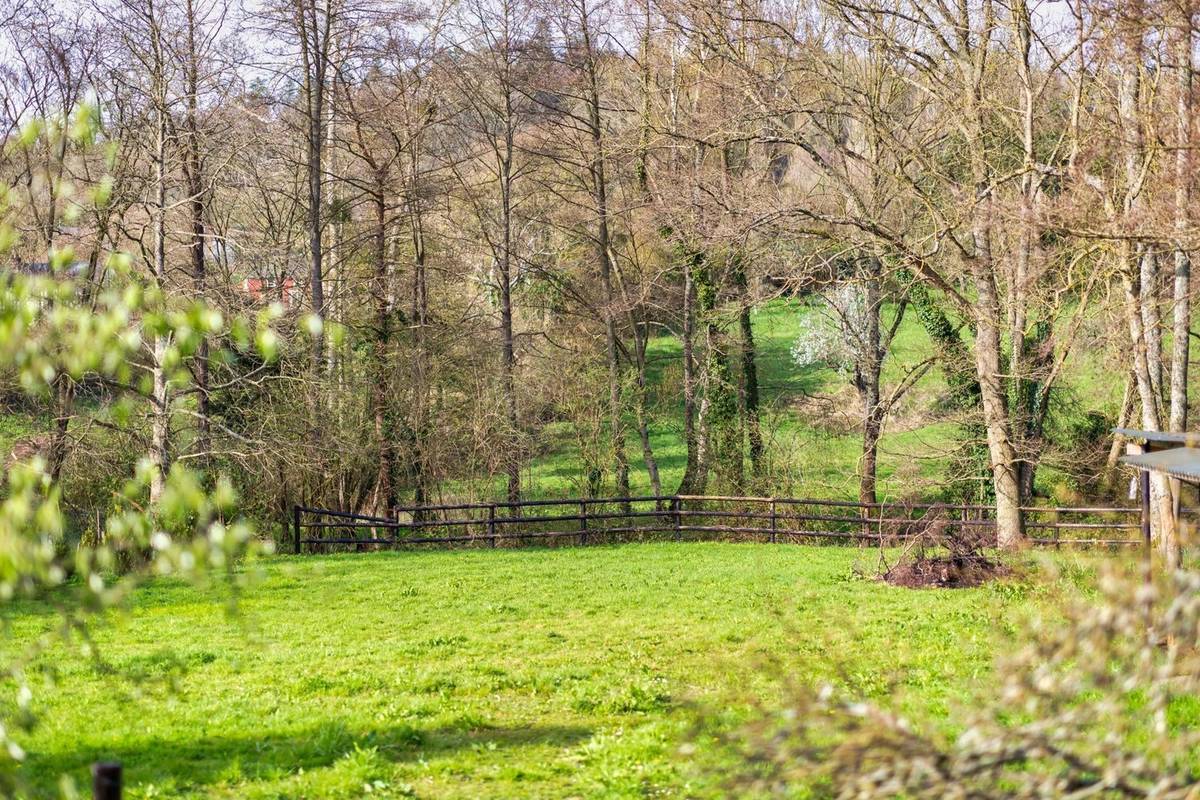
4, 541, 1089, 799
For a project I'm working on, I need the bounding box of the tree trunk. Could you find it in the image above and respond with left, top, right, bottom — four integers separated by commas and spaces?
1169, 10, 1192, 435
630, 319, 662, 498
306, 64, 325, 367
183, 0, 209, 461
974, 312, 1024, 549
677, 245, 702, 495
1141, 249, 1164, 403
1123, 258, 1179, 562
408, 154, 431, 513
500, 93, 520, 507
734, 256, 762, 476
856, 259, 884, 506
971, 215, 1024, 548
580, 17, 630, 507
371, 185, 396, 515
1118, 36, 1179, 561
149, 58, 170, 506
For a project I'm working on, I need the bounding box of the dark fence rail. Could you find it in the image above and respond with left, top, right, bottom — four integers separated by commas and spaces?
292, 495, 1149, 554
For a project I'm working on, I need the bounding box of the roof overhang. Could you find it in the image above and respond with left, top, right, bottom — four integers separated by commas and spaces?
1119, 446, 1200, 483
1112, 427, 1200, 448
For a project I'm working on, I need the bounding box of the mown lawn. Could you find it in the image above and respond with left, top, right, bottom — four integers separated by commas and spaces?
4, 542, 1080, 799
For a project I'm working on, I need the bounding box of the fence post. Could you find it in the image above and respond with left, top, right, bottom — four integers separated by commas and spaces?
488, 504, 497, 548
92, 762, 122, 800
579, 500, 588, 546
293, 506, 301, 555
770, 499, 777, 544
672, 497, 682, 541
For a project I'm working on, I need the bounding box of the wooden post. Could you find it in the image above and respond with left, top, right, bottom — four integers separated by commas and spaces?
488, 504, 497, 548
1141, 468, 1152, 568
579, 500, 588, 546
92, 762, 122, 800
672, 497, 682, 541
293, 505, 301, 555
770, 499, 777, 544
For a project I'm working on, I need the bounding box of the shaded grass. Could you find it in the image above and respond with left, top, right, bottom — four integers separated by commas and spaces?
4, 542, 1066, 799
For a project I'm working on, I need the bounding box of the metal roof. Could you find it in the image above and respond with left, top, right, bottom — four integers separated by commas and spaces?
1119, 447, 1200, 483
1112, 428, 1200, 446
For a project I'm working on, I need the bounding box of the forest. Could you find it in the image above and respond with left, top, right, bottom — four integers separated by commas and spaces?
3, 0, 1198, 556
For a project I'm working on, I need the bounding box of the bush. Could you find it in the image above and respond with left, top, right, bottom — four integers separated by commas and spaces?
719, 565, 1200, 797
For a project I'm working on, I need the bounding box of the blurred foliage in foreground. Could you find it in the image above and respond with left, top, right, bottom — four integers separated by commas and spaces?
718, 565, 1200, 798
0, 108, 275, 791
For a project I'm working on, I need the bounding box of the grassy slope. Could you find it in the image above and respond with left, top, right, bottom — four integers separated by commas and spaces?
526, 299, 962, 501
6, 543, 1062, 799
523, 298, 1126, 503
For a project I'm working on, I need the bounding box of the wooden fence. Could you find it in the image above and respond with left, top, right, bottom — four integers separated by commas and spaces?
292, 494, 1147, 554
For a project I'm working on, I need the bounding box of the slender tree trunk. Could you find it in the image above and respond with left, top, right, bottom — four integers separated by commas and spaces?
857, 259, 884, 506
149, 26, 170, 505
1106, 369, 1135, 474
1123, 259, 1178, 561
1118, 36, 1178, 561
630, 319, 662, 498
1141, 248, 1164, 403
1170, 9, 1192, 435
971, 209, 1025, 547
183, 0, 209, 461
500, 94, 520, 506
47, 378, 74, 483
734, 257, 762, 476
580, 16, 629, 506
306, 68, 325, 364
677, 245, 701, 495
408, 157, 431, 513
371, 184, 396, 515
1011, 0, 1039, 504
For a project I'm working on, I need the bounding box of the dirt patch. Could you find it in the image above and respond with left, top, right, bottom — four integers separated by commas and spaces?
883, 553, 1010, 588
868, 505, 1012, 589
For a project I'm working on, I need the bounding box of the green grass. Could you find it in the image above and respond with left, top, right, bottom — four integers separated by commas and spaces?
520, 299, 962, 501
5, 543, 1065, 799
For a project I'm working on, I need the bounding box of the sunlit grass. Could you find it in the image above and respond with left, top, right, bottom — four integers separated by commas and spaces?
4, 543, 1072, 799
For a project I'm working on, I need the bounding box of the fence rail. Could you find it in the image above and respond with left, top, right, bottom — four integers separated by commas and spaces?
292, 495, 1149, 554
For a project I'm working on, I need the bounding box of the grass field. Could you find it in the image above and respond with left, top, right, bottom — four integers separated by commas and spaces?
3, 542, 1086, 799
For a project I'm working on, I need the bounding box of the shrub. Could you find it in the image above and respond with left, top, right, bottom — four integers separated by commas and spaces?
721, 566, 1200, 798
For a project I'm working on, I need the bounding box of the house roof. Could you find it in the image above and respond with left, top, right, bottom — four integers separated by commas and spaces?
1112, 428, 1200, 447
1119, 447, 1200, 483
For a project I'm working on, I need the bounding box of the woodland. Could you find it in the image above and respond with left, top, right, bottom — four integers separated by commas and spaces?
3, 0, 1198, 553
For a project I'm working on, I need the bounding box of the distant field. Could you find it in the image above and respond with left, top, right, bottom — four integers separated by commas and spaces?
5, 543, 1086, 799
524, 299, 962, 501
522, 297, 1126, 503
